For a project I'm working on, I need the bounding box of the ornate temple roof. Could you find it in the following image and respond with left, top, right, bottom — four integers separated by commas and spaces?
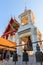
2, 18, 20, 37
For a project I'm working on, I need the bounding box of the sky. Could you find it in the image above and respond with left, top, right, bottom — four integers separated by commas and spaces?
0, 0, 43, 39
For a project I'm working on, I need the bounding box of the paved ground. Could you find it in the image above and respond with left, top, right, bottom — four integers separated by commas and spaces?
0, 54, 43, 65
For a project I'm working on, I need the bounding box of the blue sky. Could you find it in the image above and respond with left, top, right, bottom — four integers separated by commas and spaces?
0, 0, 43, 39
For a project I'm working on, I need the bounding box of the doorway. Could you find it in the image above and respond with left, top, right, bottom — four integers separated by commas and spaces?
21, 35, 33, 53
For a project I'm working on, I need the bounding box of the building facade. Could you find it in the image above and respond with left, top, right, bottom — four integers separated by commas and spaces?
15, 9, 42, 55
2, 9, 42, 55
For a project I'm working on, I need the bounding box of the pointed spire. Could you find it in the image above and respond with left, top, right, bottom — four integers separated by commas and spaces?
24, 0, 27, 12
25, 6, 27, 12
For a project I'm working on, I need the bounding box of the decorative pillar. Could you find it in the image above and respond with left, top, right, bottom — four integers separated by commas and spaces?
12, 35, 16, 42
8, 34, 10, 40
31, 28, 38, 53
15, 33, 22, 55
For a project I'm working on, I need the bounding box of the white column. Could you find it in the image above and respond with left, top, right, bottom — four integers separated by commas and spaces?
13, 35, 16, 42
15, 33, 22, 55
8, 34, 12, 41
8, 34, 11, 40
32, 35, 38, 53
28, 14, 32, 25
31, 28, 38, 53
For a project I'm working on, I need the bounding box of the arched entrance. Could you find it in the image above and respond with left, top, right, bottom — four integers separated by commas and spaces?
20, 34, 34, 55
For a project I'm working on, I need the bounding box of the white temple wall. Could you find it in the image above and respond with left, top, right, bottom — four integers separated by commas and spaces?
8, 34, 16, 42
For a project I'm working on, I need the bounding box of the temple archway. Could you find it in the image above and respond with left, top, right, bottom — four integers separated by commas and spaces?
20, 34, 33, 55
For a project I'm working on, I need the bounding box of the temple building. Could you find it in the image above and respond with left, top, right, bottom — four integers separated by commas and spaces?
2, 9, 42, 55
2, 18, 19, 42
16, 8, 42, 55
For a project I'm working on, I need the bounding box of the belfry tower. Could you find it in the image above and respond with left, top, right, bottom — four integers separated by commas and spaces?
16, 8, 42, 55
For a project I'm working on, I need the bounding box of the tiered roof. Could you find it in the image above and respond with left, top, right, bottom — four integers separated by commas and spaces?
2, 18, 20, 37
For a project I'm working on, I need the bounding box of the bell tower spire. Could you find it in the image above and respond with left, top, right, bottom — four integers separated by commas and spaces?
24, 6, 27, 12
24, 0, 27, 12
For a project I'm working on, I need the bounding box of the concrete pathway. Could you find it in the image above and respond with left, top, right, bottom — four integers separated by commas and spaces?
0, 54, 43, 65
